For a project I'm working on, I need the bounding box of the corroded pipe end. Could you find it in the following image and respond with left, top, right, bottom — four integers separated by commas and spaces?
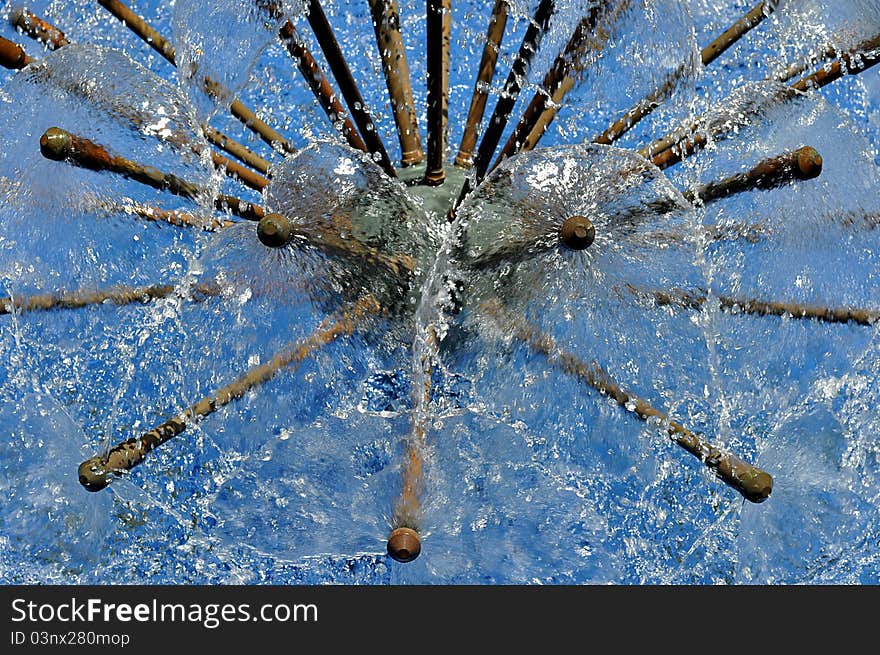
39, 127, 73, 161
9, 7, 26, 27
736, 467, 773, 503
560, 215, 596, 250
720, 454, 773, 503
423, 168, 446, 187
401, 149, 425, 167
796, 146, 823, 179
257, 213, 293, 248
387, 527, 421, 563
78, 456, 111, 492
0, 35, 30, 69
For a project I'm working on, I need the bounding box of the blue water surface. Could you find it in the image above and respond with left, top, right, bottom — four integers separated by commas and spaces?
1, 0, 879, 584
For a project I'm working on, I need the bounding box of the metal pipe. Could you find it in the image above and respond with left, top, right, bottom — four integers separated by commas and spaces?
209, 150, 270, 191
9, 6, 70, 50
470, 0, 555, 184
790, 33, 880, 92
460, 147, 821, 271
96, 0, 175, 62
595, 0, 776, 149
603, 147, 824, 219
452, 0, 555, 212
254, 212, 416, 278
1, 281, 222, 316
106, 202, 235, 230
202, 126, 272, 176
39, 127, 265, 221
10, 9, 269, 184
701, 0, 777, 67
7, 11, 270, 193
279, 22, 370, 155
368, 0, 424, 166
496, 1, 611, 164
515, 0, 635, 153
774, 46, 836, 83
0, 35, 33, 69
684, 146, 822, 205
40, 129, 413, 274
637, 286, 880, 328
642, 33, 880, 170
592, 63, 687, 147
388, 324, 438, 562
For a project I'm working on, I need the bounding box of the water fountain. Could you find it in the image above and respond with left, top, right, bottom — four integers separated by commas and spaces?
1, 0, 879, 584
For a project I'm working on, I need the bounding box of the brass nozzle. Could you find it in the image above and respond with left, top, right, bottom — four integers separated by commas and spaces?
387, 527, 421, 563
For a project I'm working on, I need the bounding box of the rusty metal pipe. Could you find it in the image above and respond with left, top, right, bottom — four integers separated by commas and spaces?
209, 150, 270, 191
1, 281, 222, 316
701, 0, 777, 67
423, 0, 451, 186
9, 6, 70, 50
452, 0, 555, 212
388, 324, 438, 562
7, 10, 270, 193
470, 0, 555, 184
636, 286, 880, 328
684, 146, 823, 204
496, 2, 609, 164
791, 33, 880, 92
642, 33, 880, 170
0, 35, 33, 69
39, 127, 265, 221
202, 126, 272, 176
279, 22, 369, 155
595, 0, 776, 149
